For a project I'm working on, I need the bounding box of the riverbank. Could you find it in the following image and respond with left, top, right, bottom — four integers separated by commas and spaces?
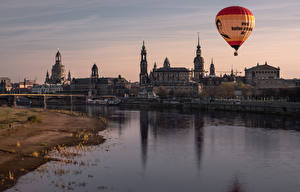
0, 107, 106, 191
120, 98, 300, 116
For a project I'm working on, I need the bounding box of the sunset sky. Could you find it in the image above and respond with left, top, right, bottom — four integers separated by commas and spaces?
1, 0, 300, 83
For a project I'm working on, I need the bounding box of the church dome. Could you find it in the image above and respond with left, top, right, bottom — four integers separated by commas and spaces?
194, 56, 204, 63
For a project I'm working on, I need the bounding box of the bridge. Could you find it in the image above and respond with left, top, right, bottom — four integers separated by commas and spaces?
0, 94, 87, 109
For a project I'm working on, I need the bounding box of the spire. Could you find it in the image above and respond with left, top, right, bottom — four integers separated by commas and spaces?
197, 32, 200, 48
140, 41, 148, 85
141, 41, 147, 62
68, 71, 71, 81
45, 70, 50, 84
196, 33, 201, 56
55, 49, 61, 64
91, 63, 99, 78
209, 58, 215, 76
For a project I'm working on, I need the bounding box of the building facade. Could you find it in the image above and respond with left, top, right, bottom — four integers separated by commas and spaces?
139, 41, 201, 96
245, 62, 280, 84
0, 77, 12, 93
70, 63, 130, 97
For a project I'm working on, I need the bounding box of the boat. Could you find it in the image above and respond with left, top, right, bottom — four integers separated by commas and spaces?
87, 96, 121, 105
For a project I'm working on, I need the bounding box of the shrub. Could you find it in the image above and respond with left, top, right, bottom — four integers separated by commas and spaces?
27, 115, 42, 123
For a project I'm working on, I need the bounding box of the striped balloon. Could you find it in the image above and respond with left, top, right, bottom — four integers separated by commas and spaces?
215, 6, 255, 56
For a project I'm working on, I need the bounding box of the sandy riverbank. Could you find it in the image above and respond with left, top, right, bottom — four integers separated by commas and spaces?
0, 107, 106, 191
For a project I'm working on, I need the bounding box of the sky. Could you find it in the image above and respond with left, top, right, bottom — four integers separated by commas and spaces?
1, 0, 300, 83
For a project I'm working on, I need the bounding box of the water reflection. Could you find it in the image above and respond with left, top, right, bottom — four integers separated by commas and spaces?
140, 110, 149, 169
228, 177, 246, 192
194, 113, 204, 169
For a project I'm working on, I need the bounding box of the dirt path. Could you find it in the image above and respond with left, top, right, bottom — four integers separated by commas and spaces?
0, 108, 106, 191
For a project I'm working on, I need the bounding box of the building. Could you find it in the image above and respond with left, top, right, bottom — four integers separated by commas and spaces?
245, 62, 280, 84
10, 79, 38, 94
0, 77, 12, 93
139, 41, 201, 97
150, 58, 191, 84
45, 50, 69, 85
70, 63, 130, 97
140, 41, 149, 86
193, 35, 205, 81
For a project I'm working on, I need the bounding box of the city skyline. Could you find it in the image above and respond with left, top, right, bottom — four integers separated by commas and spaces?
1, 0, 300, 83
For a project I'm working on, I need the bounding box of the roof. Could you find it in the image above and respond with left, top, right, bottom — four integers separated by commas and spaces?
72, 78, 90, 84
156, 67, 190, 72
245, 63, 279, 72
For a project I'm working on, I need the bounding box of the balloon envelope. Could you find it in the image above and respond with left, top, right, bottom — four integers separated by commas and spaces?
215, 6, 255, 55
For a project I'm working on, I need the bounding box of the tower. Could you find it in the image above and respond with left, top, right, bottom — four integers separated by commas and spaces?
209, 58, 215, 76
193, 34, 205, 81
56, 50, 62, 64
67, 71, 71, 81
140, 41, 148, 85
91, 63, 99, 79
153, 62, 157, 71
45, 70, 50, 84
50, 50, 66, 84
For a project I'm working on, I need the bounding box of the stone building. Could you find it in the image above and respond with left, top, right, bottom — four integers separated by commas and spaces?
138, 41, 201, 96
45, 50, 69, 85
70, 63, 130, 97
150, 58, 191, 84
245, 62, 280, 84
0, 77, 12, 93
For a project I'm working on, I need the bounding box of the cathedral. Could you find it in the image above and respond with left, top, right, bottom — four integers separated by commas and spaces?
45, 50, 71, 85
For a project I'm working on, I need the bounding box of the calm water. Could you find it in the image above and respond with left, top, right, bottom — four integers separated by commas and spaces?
6, 106, 300, 192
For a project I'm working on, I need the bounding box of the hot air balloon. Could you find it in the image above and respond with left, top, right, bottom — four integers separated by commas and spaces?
215, 6, 255, 56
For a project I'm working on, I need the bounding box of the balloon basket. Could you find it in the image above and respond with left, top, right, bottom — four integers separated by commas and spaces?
234, 51, 238, 56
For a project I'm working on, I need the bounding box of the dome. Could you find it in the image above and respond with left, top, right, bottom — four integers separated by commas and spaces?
194, 56, 204, 64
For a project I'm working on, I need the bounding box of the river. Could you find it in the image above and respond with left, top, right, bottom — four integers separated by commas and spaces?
6, 106, 300, 192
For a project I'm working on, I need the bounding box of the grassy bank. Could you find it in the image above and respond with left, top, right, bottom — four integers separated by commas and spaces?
0, 107, 106, 191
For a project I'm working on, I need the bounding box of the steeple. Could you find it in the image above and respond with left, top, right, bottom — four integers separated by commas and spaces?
91, 63, 99, 78
140, 41, 148, 85
196, 33, 201, 56
209, 58, 215, 76
45, 70, 50, 84
55, 49, 62, 65
67, 71, 71, 81
194, 33, 205, 81
153, 62, 157, 70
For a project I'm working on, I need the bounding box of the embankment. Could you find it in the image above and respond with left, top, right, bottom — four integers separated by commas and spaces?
0, 107, 106, 191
